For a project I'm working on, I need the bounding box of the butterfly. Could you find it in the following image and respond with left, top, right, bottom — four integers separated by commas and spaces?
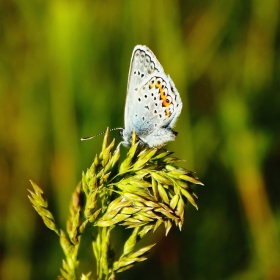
120, 45, 182, 147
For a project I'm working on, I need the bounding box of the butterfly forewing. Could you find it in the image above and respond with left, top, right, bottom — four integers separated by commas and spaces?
124, 45, 163, 130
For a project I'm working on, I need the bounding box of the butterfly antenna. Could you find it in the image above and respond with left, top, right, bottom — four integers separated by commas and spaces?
81, 127, 123, 141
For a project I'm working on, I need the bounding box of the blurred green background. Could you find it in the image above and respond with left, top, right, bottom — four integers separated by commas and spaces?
1, 0, 280, 279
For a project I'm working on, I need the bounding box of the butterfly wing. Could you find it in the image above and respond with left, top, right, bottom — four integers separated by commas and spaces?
123, 46, 163, 132
129, 73, 182, 146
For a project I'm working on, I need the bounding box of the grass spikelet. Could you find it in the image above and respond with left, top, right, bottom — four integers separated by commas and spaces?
29, 129, 203, 279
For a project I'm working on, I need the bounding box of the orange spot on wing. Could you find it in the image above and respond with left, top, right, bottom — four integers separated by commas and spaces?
155, 78, 171, 107
163, 98, 170, 107
165, 109, 171, 117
